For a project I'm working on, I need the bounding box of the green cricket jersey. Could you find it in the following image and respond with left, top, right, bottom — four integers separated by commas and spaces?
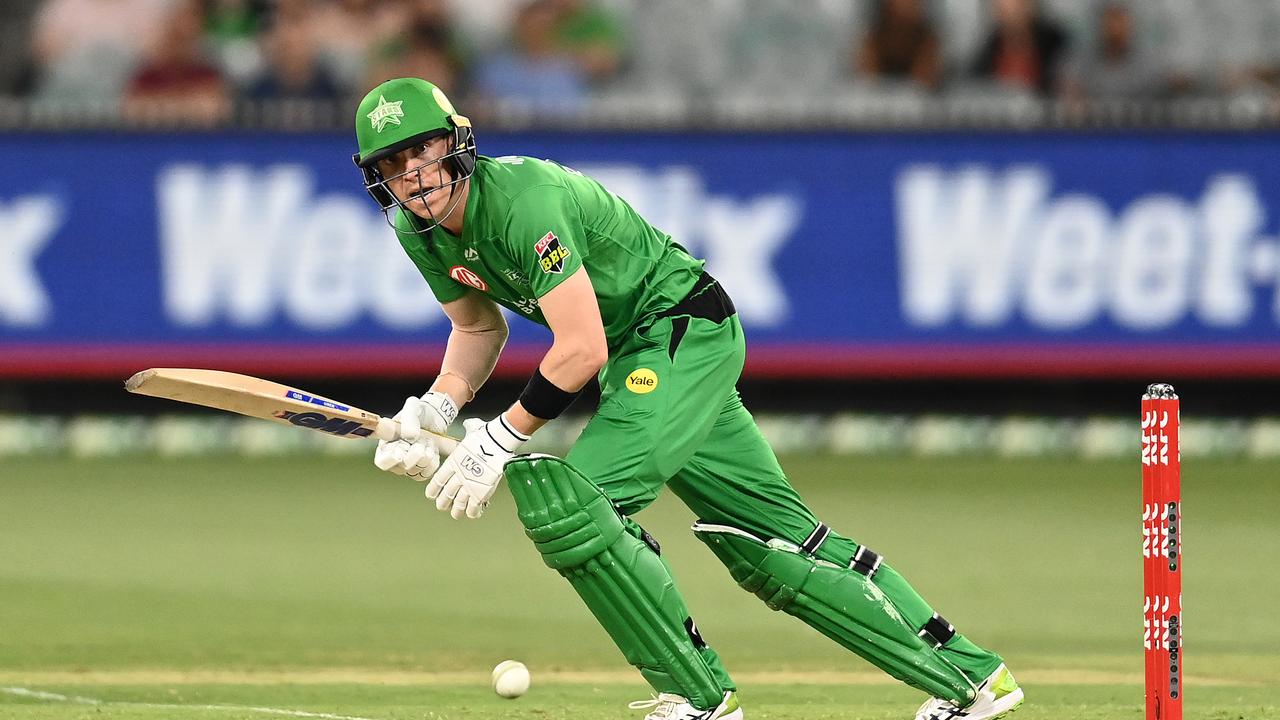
394, 155, 704, 349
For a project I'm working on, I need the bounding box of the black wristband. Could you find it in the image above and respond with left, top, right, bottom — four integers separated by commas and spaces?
518, 368, 580, 420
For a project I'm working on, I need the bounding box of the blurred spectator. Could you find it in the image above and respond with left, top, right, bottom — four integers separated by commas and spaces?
29, 0, 170, 103
313, 0, 409, 94
364, 0, 469, 99
245, 13, 343, 100
1205, 2, 1280, 100
622, 0, 730, 100
547, 0, 625, 86
854, 0, 941, 90
724, 0, 848, 95
972, 0, 1069, 96
205, 0, 262, 42
204, 0, 267, 88
473, 0, 586, 111
124, 0, 231, 125
1061, 2, 1166, 103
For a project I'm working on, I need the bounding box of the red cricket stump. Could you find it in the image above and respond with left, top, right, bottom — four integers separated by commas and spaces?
1142, 383, 1182, 720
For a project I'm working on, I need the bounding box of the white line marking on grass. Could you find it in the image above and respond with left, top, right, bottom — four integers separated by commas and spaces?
1, 686, 378, 720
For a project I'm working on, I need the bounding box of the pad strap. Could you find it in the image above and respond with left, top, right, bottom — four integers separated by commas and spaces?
800, 522, 831, 555
919, 613, 956, 649
684, 618, 707, 650
849, 545, 884, 578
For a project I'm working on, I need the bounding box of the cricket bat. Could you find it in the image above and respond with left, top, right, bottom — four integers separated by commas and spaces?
125, 368, 458, 452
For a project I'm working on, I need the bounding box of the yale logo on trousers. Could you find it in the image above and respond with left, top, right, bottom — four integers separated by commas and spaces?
625, 368, 658, 394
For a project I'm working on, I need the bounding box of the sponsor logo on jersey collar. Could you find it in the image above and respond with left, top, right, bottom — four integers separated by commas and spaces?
368, 95, 404, 133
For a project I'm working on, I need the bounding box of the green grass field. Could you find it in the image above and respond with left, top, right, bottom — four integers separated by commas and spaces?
2, 454, 1277, 719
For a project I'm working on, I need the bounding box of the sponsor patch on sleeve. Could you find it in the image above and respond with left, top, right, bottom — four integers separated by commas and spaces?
534, 231, 571, 274
449, 265, 489, 291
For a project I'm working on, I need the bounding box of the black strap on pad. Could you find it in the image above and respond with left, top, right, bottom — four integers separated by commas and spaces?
849, 545, 884, 578
800, 522, 831, 555
918, 613, 956, 649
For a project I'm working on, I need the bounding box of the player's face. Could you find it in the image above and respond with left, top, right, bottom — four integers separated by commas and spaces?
376, 136, 456, 219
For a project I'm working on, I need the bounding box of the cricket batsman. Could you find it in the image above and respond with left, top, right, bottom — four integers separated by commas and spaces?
354, 78, 1023, 720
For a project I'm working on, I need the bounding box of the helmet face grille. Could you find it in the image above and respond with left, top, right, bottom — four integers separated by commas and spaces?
356, 124, 477, 236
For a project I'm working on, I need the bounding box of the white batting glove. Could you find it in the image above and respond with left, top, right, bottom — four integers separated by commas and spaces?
425, 415, 528, 519
373, 438, 441, 480
372, 391, 458, 480
392, 391, 458, 442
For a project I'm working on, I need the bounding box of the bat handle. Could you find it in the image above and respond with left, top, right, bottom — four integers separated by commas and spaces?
375, 416, 461, 454
431, 432, 460, 455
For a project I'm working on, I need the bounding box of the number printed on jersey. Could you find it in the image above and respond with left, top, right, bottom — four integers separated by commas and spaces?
535, 232, 570, 274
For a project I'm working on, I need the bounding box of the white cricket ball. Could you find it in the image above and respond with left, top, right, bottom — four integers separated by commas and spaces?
491, 660, 531, 699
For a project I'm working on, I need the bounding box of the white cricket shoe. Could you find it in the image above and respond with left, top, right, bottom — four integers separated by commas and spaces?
629, 690, 743, 720
914, 664, 1023, 720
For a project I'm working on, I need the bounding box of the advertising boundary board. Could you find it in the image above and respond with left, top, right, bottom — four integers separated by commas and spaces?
3, 130, 1279, 379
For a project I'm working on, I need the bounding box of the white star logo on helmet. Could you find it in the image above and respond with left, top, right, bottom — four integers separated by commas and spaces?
367, 95, 405, 133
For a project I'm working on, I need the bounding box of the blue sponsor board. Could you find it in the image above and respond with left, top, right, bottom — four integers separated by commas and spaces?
2, 131, 1279, 378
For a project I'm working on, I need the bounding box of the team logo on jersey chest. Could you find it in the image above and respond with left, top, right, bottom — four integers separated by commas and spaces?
449, 265, 488, 291
535, 232, 570, 274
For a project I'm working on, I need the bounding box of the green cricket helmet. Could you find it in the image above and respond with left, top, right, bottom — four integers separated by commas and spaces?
352, 78, 476, 234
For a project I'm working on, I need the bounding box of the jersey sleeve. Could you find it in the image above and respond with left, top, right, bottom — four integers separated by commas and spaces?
394, 214, 468, 305
503, 185, 587, 298
417, 256, 469, 305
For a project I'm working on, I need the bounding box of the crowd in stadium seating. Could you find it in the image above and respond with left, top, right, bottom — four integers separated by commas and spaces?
4, 0, 1279, 123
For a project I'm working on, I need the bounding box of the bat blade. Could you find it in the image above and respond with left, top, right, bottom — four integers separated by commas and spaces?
126, 368, 457, 451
